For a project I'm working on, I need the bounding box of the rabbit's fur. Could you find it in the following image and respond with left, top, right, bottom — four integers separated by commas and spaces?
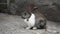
21, 3, 47, 30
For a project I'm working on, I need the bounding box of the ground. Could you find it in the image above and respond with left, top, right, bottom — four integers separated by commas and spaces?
0, 13, 60, 34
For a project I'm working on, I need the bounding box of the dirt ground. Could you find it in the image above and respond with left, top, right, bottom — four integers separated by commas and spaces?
0, 13, 60, 34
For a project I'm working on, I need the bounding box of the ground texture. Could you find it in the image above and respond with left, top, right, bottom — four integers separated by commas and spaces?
0, 13, 60, 34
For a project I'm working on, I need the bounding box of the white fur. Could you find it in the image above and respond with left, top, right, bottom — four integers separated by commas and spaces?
24, 13, 35, 27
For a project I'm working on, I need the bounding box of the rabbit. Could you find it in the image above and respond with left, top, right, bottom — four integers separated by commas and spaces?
21, 3, 47, 30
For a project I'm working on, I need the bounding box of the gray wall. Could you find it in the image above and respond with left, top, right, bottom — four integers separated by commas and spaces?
0, 0, 60, 22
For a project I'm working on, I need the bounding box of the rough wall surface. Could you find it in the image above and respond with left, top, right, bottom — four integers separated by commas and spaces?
0, 0, 60, 22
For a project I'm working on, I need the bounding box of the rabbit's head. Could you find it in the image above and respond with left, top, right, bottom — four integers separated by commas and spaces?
21, 11, 31, 19
21, 3, 37, 19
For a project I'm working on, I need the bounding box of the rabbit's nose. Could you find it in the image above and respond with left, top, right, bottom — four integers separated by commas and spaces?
27, 19, 29, 21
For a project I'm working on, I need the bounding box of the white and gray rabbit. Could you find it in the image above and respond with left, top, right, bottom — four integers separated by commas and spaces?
21, 4, 47, 30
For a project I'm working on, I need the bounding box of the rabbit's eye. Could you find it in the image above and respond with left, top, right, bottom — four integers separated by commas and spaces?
24, 13, 26, 15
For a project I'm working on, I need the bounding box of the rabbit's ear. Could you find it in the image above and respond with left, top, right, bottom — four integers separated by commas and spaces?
28, 3, 38, 12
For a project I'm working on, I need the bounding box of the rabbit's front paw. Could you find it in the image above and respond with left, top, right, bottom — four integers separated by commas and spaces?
26, 27, 31, 29
33, 27, 37, 30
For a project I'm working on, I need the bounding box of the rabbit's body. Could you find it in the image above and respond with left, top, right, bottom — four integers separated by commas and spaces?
21, 3, 47, 29
21, 11, 46, 29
